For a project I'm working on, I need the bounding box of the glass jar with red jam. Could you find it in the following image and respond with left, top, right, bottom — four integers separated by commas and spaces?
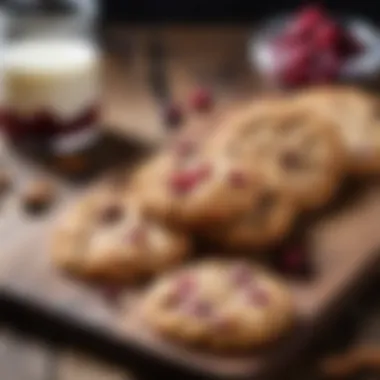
2, 0, 100, 161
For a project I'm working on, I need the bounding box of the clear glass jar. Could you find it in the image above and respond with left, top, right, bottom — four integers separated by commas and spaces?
1, 0, 100, 161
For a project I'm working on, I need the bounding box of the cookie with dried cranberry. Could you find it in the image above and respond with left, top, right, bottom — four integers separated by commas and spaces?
212, 101, 346, 209
51, 185, 190, 282
142, 260, 295, 350
293, 86, 378, 174
131, 146, 265, 229
205, 181, 297, 249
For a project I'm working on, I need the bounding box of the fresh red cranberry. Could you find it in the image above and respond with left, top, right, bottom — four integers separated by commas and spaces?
287, 5, 326, 40
189, 88, 213, 112
313, 21, 342, 50
228, 170, 248, 188
163, 103, 183, 128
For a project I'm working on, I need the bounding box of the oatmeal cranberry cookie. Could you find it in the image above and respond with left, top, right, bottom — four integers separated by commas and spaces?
210, 101, 346, 209
293, 86, 378, 174
142, 260, 295, 350
51, 184, 189, 282
131, 146, 265, 229
205, 180, 297, 249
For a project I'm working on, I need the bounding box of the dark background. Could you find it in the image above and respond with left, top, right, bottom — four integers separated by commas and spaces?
103, 0, 380, 24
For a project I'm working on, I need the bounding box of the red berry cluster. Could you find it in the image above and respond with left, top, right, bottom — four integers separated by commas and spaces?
273, 5, 362, 87
163, 88, 214, 128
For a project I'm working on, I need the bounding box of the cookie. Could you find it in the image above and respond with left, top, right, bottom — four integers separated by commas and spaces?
293, 86, 377, 175
210, 101, 346, 209
131, 147, 265, 229
142, 260, 295, 350
52, 185, 190, 282
205, 181, 297, 249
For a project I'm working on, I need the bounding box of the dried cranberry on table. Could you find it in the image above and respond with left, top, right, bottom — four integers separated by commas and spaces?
163, 102, 183, 128
189, 88, 214, 112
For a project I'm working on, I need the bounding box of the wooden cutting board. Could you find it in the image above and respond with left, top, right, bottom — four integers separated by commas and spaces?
0, 130, 380, 380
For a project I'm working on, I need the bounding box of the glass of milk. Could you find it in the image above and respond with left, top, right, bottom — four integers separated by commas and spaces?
2, 0, 99, 155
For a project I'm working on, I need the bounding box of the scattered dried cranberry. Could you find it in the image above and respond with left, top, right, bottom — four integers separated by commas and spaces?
169, 164, 211, 194
189, 88, 213, 112
228, 170, 248, 188
169, 170, 199, 194
163, 103, 183, 128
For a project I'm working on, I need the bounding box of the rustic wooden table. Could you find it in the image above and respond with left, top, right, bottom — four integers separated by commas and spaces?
101, 26, 262, 145
1, 26, 380, 380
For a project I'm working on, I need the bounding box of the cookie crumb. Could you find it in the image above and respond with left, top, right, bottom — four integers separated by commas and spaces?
23, 179, 55, 214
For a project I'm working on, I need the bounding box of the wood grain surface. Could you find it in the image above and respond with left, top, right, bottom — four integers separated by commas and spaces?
0, 326, 135, 380
101, 27, 262, 145
1, 27, 380, 380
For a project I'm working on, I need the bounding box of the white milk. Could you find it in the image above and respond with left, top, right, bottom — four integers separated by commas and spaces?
3, 39, 99, 121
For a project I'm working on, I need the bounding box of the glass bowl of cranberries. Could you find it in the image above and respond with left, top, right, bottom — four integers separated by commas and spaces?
249, 5, 380, 89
